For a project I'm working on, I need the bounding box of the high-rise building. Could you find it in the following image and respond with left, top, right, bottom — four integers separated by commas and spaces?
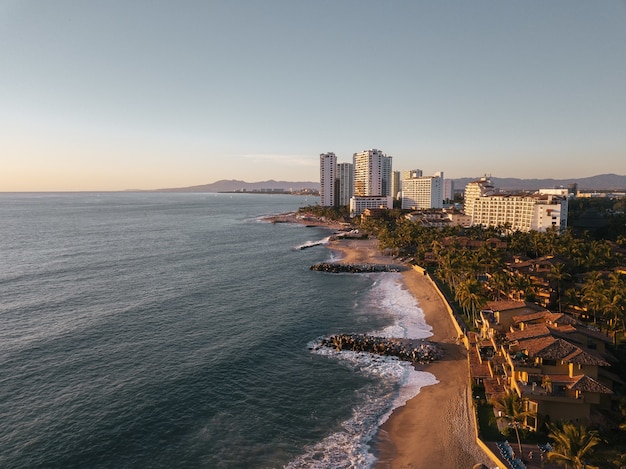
337, 162, 354, 206
401, 173, 444, 210
443, 179, 455, 202
319, 152, 337, 207
391, 171, 401, 200
353, 149, 392, 197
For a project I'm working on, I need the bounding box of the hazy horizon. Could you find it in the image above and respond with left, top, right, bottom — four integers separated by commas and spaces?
2, 1, 625, 191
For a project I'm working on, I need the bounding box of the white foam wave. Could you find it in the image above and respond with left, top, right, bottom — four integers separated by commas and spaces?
294, 236, 331, 250
294, 273, 438, 468
366, 273, 432, 340
295, 346, 437, 468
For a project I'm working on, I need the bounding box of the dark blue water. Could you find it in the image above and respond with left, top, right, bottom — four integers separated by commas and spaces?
0, 193, 434, 468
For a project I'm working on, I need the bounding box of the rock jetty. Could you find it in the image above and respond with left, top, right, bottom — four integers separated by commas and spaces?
310, 263, 406, 273
314, 334, 442, 364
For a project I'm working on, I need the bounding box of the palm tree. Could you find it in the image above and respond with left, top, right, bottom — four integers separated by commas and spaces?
490, 390, 535, 456
545, 421, 602, 469
548, 262, 572, 313
454, 277, 487, 327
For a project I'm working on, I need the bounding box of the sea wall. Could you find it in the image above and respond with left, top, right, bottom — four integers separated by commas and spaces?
310, 263, 406, 273
314, 334, 442, 364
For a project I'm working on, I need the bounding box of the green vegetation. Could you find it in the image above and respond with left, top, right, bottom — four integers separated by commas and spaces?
342, 201, 626, 466
545, 422, 603, 469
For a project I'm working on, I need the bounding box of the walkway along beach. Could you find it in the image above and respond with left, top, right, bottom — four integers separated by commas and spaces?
326, 237, 492, 469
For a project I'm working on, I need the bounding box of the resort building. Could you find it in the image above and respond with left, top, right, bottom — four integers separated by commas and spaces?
463, 176, 496, 219
337, 162, 354, 207
319, 152, 337, 207
471, 193, 568, 232
401, 173, 443, 210
349, 195, 393, 217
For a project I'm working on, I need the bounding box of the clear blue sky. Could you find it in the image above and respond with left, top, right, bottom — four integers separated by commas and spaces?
2, 0, 625, 191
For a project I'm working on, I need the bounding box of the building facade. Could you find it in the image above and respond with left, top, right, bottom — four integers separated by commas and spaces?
463, 176, 495, 218
401, 173, 443, 210
353, 149, 392, 197
349, 196, 393, 217
391, 170, 401, 200
319, 152, 337, 207
401, 169, 422, 181
471, 193, 568, 232
337, 162, 354, 206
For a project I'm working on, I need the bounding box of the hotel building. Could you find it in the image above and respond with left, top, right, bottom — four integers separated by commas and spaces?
471, 193, 568, 232
401, 173, 444, 210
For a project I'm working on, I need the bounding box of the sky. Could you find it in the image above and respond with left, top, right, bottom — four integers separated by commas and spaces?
1, 1, 626, 191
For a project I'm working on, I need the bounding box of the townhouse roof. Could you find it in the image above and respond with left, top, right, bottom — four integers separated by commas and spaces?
544, 374, 613, 394
512, 311, 578, 326
471, 362, 492, 379
518, 336, 611, 366
484, 378, 506, 398
486, 300, 543, 313
506, 324, 551, 342
569, 375, 613, 394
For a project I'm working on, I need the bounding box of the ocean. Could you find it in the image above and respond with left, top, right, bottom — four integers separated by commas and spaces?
0, 192, 436, 469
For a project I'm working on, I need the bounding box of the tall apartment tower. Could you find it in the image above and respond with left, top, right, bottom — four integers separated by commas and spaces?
391, 171, 401, 200
337, 162, 354, 206
319, 152, 337, 207
353, 149, 393, 197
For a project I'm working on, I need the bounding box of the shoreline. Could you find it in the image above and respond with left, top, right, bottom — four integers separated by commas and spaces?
326, 237, 491, 468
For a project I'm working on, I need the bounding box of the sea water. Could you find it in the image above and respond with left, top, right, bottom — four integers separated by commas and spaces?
0, 193, 436, 469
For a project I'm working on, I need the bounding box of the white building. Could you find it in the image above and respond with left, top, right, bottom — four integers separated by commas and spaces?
337, 162, 354, 206
319, 152, 337, 207
538, 188, 569, 197
353, 149, 393, 197
350, 196, 393, 217
401, 173, 443, 210
463, 176, 496, 218
472, 193, 568, 232
402, 169, 422, 181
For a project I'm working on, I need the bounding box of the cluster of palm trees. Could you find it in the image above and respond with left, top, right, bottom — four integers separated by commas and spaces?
372, 216, 626, 342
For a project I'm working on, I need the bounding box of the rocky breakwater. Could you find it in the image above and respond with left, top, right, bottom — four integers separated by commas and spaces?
310, 263, 406, 273
314, 334, 442, 364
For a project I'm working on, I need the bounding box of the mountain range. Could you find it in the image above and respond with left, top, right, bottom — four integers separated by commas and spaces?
158, 174, 626, 193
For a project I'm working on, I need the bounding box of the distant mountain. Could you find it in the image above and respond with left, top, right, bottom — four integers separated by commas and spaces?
451, 174, 626, 192
154, 174, 626, 193
157, 179, 320, 192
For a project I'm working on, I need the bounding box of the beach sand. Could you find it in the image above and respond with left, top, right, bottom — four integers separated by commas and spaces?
329, 237, 492, 469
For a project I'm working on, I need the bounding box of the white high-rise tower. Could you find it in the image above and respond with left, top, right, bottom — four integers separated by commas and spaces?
319, 152, 337, 207
353, 149, 392, 197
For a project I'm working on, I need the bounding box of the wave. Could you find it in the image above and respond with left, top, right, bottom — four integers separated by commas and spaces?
293, 236, 331, 251
291, 273, 438, 468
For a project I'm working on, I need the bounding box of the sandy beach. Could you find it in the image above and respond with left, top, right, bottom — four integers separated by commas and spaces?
328, 237, 492, 469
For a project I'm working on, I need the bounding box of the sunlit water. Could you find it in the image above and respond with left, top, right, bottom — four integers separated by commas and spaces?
0, 193, 436, 468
